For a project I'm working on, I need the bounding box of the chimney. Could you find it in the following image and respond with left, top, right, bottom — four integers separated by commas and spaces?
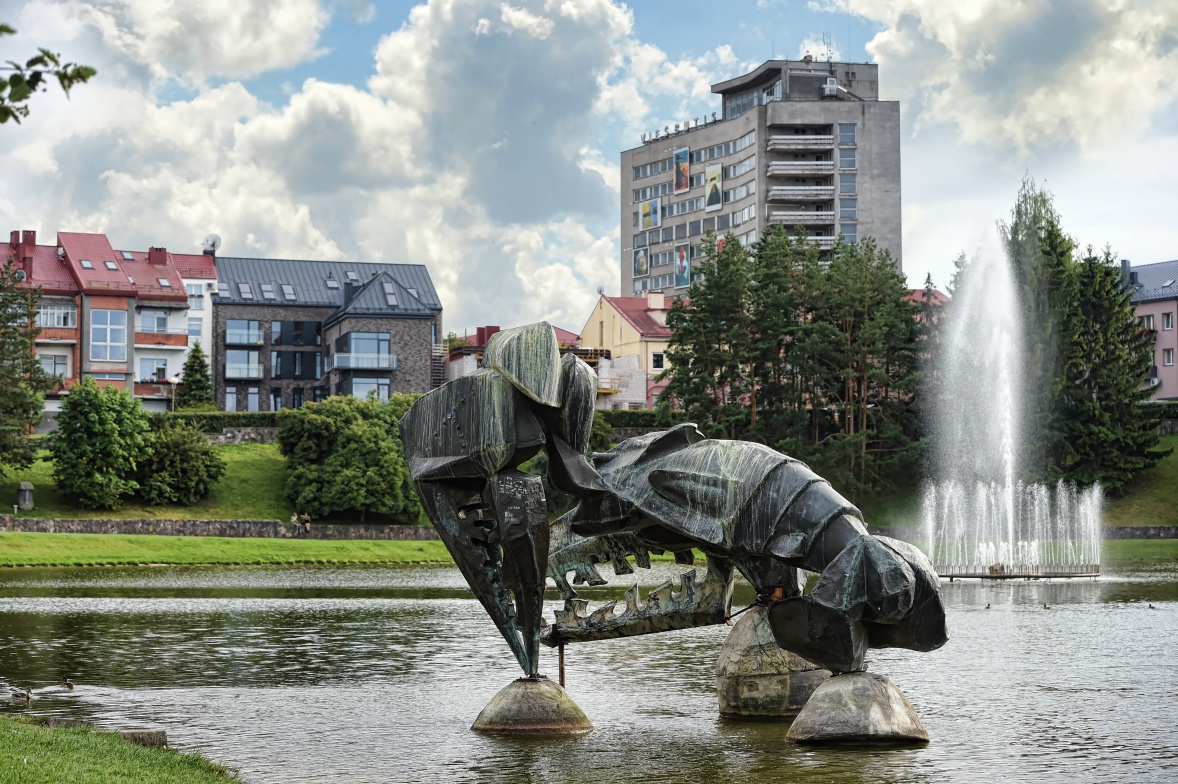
343, 279, 358, 306
148, 247, 167, 265
9, 231, 19, 250
19, 230, 35, 263
646, 291, 665, 310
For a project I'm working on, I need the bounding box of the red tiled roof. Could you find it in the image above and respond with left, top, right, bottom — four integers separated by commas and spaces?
553, 326, 580, 347
604, 295, 671, 339
58, 232, 135, 295
7, 241, 77, 295
171, 252, 216, 280
905, 288, 948, 307
119, 250, 187, 304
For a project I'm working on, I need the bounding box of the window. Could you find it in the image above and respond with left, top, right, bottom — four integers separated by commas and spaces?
352, 377, 390, 402
90, 309, 127, 362
1164, 312, 1174, 331
839, 148, 856, 169
226, 349, 260, 378
238, 283, 254, 299
838, 123, 856, 145
139, 358, 167, 382
186, 283, 204, 310
157, 277, 171, 288
346, 270, 359, 283
382, 282, 398, 306
260, 284, 276, 300
1142, 314, 1155, 330
840, 199, 858, 221
104, 260, 118, 270
247, 388, 259, 412
326, 278, 340, 289
651, 353, 665, 370
216, 282, 230, 298
225, 387, 237, 412
840, 224, 858, 243
139, 309, 167, 333
121, 251, 134, 261
80, 259, 93, 269
293, 388, 304, 409
226, 319, 261, 344
282, 284, 296, 301
840, 174, 857, 194
36, 304, 77, 328
38, 354, 67, 376
188, 317, 202, 337
343, 331, 390, 356
1165, 348, 1174, 366
271, 390, 283, 410
90, 372, 125, 380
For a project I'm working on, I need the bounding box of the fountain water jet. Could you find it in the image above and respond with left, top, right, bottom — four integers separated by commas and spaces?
922, 230, 1101, 578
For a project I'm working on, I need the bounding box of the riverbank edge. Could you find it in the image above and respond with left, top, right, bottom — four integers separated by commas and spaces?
0, 715, 240, 783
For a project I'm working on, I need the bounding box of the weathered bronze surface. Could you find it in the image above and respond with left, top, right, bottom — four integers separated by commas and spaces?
400, 322, 949, 679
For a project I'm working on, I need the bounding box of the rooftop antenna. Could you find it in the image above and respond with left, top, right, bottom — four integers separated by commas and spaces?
822, 32, 833, 61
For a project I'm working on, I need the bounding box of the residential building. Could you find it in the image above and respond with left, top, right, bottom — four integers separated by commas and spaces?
620, 56, 901, 298
445, 324, 610, 383
6, 229, 209, 419
1126, 259, 1178, 400
579, 292, 672, 409
211, 257, 443, 410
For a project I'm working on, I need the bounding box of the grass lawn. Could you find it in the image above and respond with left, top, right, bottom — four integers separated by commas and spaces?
0, 444, 292, 521
0, 533, 453, 567
1100, 539, 1178, 567
1104, 434, 1178, 527
0, 716, 238, 783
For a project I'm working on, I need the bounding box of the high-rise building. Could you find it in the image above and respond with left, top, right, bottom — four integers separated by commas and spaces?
620, 57, 901, 297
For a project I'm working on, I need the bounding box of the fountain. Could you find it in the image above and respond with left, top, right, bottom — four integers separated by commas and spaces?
922, 231, 1101, 578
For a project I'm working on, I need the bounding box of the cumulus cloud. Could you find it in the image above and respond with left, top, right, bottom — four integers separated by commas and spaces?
818, 0, 1178, 155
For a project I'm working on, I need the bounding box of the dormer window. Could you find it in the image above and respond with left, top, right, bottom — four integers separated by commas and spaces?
382, 282, 398, 306
104, 260, 118, 270
326, 279, 340, 289
282, 284, 296, 301
407, 287, 418, 298
346, 271, 359, 282
157, 278, 171, 287
260, 284, 276, 300
239, 283, 254, 299
80, 259, 93, 269
217, 282, 230, 297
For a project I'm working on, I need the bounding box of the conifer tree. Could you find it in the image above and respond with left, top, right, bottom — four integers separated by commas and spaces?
0, 256, 52, 475
175, 340, 213, 410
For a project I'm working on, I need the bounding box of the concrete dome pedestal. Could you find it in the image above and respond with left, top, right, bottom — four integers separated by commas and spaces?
786, 671, 930, 745
470, 676, 592, 735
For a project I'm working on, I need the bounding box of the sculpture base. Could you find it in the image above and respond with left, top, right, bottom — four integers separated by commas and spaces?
716, 606, 830, 719
471, 676, 592, 735
786, 672, 929, 745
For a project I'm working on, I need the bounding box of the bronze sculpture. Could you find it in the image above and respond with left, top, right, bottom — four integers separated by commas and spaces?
400, 323, 948, 738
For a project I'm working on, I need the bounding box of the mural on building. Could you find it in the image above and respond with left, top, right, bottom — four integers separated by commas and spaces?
704, 164, 723, 213
673, 148, 690, 194
674, 243, 690, 289
632, 247, 650, 278
640, 198, 661, 230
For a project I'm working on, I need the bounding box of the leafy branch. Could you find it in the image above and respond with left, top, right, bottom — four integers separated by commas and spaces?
0, 23, 96, 124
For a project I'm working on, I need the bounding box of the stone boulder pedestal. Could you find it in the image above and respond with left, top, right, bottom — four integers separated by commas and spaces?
716, 606, 829, 719
786, 671, 929, 745
471, 676, 592, 735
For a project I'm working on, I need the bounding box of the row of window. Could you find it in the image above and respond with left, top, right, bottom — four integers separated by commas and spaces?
223, 378, 390, 412
724, 80, 782, 119
634, 209, 759, 249
632, 131, 757, 181
633, 176, 759, 229
1141, 313, 1175, 331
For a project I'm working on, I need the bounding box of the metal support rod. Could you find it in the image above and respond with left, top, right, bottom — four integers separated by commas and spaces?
558, 643, 565, 688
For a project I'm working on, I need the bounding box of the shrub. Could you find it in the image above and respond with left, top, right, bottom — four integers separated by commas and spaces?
49, 377, 151, 509
136, 420, 227, 505
147, 411, 280, 433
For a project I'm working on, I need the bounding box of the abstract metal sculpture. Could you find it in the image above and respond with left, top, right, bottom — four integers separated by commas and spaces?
400, 323, 948, 734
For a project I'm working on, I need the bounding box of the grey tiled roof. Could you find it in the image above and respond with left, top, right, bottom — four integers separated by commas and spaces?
1130, 259, 1178, 304
212, 256, 442, 314
325, 271, 435, 325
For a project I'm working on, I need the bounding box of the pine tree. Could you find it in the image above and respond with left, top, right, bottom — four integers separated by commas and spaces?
175, 340, 213, 410
0, 256, 53, 476
1057, 248, 1169, 492
662, 233, 752, 438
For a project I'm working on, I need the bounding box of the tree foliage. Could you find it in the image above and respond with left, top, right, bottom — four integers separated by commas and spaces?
49, 377, 151, 509
276, 395, 422, 523
176, 340, 214, 410
136, 420, 226, 506
1, 24, 95, 124
0, 256, 53, 476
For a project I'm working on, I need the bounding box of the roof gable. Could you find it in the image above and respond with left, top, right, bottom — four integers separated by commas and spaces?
602, 295, 672, 339
212, 256, 442, 311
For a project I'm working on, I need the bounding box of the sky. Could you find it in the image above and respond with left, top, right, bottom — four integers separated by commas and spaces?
2, 0, 1177, 335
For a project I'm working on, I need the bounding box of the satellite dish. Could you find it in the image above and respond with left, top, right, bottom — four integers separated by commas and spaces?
202, 233, 222, 254
15, 269, 26, 281
596, 285, 605, 295
56, 247, 65, 260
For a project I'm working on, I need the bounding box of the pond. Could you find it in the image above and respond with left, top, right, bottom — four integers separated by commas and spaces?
1, 562, 1176, 783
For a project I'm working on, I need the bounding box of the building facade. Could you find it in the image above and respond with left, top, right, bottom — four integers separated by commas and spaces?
7, 229, 214, 418
620, 57, 901, 298
1127, 259, 1178, 400
211, 257, 443, 411
579, 292, 672, 409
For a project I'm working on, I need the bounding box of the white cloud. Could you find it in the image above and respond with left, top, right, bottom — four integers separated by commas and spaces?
499, 3, 554, 38
798, 35, 840, 61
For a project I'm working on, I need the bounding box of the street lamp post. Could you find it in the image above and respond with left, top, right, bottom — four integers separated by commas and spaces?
167, 376, 181, 412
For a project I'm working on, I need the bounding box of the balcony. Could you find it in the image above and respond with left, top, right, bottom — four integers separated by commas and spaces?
767, 135, 834, 151
133, 381, 174, 399
767, 186, 834, 201
226, 364, 264, 379
597, 376, 621, 395
226, 328, 264, 345
134, 326, 189, 349
768, 161, 834, 176
768, 211, 836, 225
325, 353, 399, 371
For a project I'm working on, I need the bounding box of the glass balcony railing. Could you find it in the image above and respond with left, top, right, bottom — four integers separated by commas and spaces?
226, 329, 263, 345
325, 353, 398, 371
225, 364, 263, 379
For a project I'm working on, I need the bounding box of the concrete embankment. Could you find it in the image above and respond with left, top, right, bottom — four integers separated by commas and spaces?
0, 515, 440, 540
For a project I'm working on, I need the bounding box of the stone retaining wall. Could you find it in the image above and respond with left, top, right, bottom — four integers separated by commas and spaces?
0, 516, 439, 540
205, 427, 280, 446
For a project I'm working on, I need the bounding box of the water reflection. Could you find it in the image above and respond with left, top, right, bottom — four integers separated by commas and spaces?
0, 564, 1175, 783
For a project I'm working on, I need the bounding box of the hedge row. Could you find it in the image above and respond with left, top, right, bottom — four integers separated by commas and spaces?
147, 411, 281, 433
